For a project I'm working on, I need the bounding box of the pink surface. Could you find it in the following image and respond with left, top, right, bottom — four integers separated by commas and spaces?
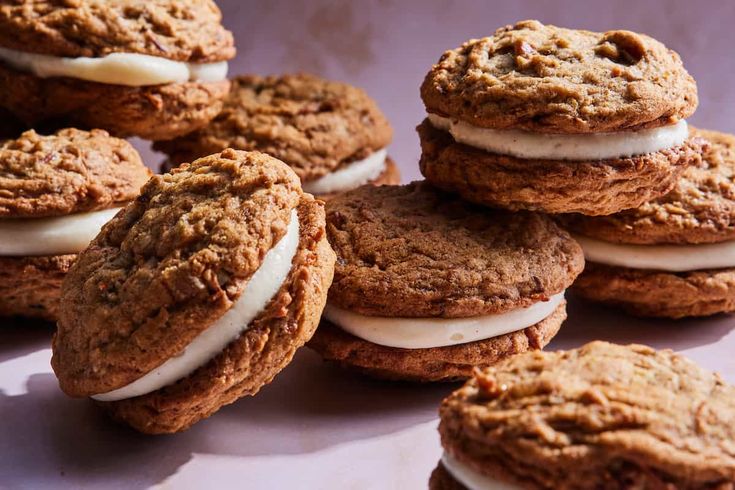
3, 1, 735, 488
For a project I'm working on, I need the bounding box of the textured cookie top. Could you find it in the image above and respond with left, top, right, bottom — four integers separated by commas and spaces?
440, 341, 735, 488
0, 0, 235, 62
0, 128, 151, 218
52, 149, 302, 396
154, 74, 393, 181
326, 181, 584, 318
563, 128, 735, 244
421, 20, 697, 133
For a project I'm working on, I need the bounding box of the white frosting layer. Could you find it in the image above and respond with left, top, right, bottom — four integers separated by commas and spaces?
428, 114, 689, 161
574, 234, 735, 272
93, 209, 300, 402
0, 46, 228, 86
323, 293, 564, 349
0, 207, 121, 256
302, 149, 387, 195
442, 452, 520, 490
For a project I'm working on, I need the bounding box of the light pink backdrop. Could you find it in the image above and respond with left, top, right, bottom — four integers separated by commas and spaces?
3, 2, 735, 488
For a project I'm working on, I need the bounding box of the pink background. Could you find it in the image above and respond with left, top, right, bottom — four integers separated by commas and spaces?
3, 1, 735, 488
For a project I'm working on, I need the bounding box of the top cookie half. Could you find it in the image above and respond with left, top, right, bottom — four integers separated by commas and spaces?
421, 20, 697, 133
154, 73, 393, 182
0, 0, 234, 62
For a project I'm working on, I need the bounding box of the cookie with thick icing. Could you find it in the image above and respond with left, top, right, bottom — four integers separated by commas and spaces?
0, 128, 150, 320
308, 182, 583, 381
563, 128, 735, 318
0, 0, 235, 140
52, 149, 335, 433
419, 20, 700, 215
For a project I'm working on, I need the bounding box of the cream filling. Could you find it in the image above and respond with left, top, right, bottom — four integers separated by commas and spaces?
0, 207, 121, 256
441, 452, 521, 490
302, 149, 388, 195
427, 114, 688, 161
92, 209, 300, 402
0, 46, 228, 86
323, 293, 564, 349
574, 234, 735, 272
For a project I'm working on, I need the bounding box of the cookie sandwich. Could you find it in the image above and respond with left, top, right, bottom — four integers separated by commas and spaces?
155, 73, 399, 199
308, 182, 584, 382
431, 341, 735, 489
0, 128, 150, 320
419, 20, 701, 215
0, 0, 234, 140
562, 128, 735, 318
52, 149, 335, 434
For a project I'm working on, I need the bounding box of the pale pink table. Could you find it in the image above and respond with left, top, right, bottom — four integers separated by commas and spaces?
3, 2, 735, 487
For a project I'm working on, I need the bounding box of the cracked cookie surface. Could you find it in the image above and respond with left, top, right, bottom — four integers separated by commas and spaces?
154, 73, 393, 181
325, 181, 584, 318
421, 20, 697, 133
0, 0, 234, 62
53, 149, 302, 397
0, 128, 150, 218
439, 341, 735, 489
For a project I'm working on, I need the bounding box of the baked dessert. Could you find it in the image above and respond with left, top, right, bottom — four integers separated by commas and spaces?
0, 128, 150, 320
154, 73, 399, 198
419, 20, 701, 215
52, 149, 335, 434
308, 182, 584, 382
0, 0, 235, 140
562, 128, 735, 318
431, 341, 735, 489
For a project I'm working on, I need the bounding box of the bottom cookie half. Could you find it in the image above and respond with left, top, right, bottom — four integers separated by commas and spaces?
0, 254, 75, 321
573, 262, 735, 319
307, 302, 566, 382
429, 462, 467, 490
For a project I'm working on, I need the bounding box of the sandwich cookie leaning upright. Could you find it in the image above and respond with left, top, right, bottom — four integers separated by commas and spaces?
154, 74, 399, 199
0, 128, 150, 320
0, 0, 235, 140
431, 341, 735, 489
562, 128, 735, 318
419, 20, 701, 215
308, 182, 584, 382
51, 149, 335, 434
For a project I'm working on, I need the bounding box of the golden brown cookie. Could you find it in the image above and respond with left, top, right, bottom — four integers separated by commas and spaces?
52, 149, 335, 434
419, 20, 700, 215
307, 182, 583, 382
0, 255, 75, 321
563, 128, 735, 318
0, 0, 235, 140
421, 20, 696, 133
154, 73, 397, 197
0, 128, 151, 217
0, 128, 150, 320
435, 342, 735, 489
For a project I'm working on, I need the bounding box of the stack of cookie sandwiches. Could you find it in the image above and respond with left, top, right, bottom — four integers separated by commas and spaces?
0, 128, 150, 320
0, 0, 235, 140
52, 150, 335, 433
308, 182, 584, 381
418, 20, 700, 216
155, 73, 399, 199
